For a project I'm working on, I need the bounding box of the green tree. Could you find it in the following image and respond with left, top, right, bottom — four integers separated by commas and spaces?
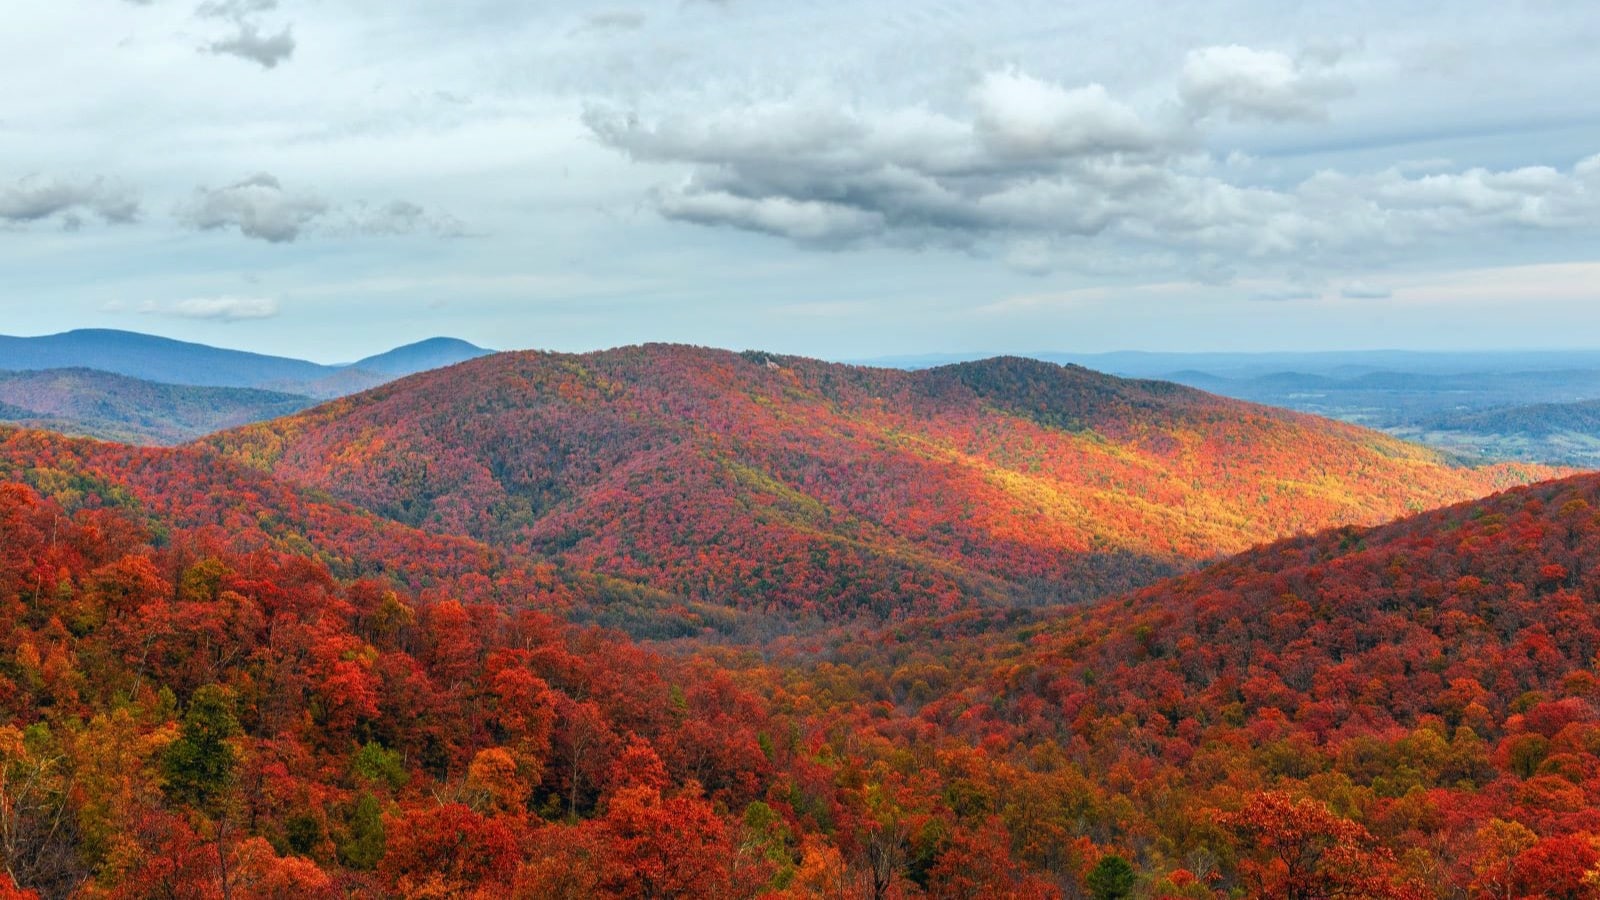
162, 684, 240, 817
338, 792, 386, 871
1086, 854, 1136, 900
161, 684, 242, 897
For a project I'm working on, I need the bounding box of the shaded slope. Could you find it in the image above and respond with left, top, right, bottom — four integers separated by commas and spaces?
0, 368, 315, 444
206, 345, 1552, 618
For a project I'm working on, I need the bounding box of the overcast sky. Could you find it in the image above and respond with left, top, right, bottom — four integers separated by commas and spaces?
3, 0, 1599, 362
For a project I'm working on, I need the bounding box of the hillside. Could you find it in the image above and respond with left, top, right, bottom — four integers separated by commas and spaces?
0, 368, 315, 445
744, 469, 1600, 896
206, 345, 1553, 618
0, 329, 493, 399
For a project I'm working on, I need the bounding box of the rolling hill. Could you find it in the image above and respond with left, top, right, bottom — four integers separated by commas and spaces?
0, 368, 315, 444
205, 345, 1554, 618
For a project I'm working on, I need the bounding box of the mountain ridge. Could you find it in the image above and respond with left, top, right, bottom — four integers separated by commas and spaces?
204, 343, 1555, 619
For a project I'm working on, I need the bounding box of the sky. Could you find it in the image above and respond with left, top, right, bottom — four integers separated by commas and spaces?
3, 0, 1600, 363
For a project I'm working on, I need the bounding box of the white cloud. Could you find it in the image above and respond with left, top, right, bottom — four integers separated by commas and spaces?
1250, 286, 1320, 302
137, 296, 281, 321
1179, 44, 1350, 122
972, 72, 1158, 158
1341, 281, 1392, 299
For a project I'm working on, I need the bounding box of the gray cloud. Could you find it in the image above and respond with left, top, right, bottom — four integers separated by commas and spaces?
175, 175, 467, 243
587, 56, 1600, 278
177, 173, 327, 242
207, 23, 295, 68
197, 0, 295, 68
0, 175, 140, 227
580, 10, 646, 32
1179, 45, 1350, 122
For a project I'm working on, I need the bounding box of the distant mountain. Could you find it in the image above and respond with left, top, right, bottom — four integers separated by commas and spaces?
1428, 397, 1600, 437
206, 345, 1552, 619
0, 329, 336, 389
0, 368, 315, 445
349, 337, 493, 376
0, 328, 494, 396
863, 349, 1600, 379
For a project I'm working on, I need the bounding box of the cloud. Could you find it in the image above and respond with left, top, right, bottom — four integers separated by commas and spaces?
177, 173, 328, 242
197, 0, 295, 68
580, 10, 646, 32
343, 200, 469, 238
1179, 45, 1350, 122
174, 175, 467, 243
135, 296, 281, 321
1341, 281, 1392, 299
587, 54, 1600, 281
655, 190, 884, 245
207, 23, 295, 68
972, 72, 1158, 158
1250, 287, 1320, 302
0, 175, 140, 227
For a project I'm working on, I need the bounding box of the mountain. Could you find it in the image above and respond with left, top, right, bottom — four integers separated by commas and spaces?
348, 337, 494, 376
0, 329, 494, 400
206, 345, 1552, 619
0, 368, 315, 445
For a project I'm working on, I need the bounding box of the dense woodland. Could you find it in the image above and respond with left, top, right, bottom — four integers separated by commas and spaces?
0, 348, 1594, 898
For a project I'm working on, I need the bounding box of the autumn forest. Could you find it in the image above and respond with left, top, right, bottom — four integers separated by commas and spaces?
0, 343, 1595, 899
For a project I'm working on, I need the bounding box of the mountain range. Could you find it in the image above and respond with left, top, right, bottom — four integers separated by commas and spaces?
0, 329, 491, 397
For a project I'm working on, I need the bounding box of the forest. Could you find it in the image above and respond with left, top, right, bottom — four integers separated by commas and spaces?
0, 348, 1594, 897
